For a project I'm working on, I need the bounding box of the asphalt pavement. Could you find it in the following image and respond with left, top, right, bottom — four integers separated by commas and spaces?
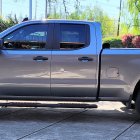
0, 101, 139, 140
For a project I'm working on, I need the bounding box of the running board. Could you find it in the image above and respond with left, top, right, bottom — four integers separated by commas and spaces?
0, 96, 97, 102
0, 102, 98, 108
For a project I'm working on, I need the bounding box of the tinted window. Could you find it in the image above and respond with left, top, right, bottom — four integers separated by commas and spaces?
3, 24, 48, 50
60, 24, 89, 50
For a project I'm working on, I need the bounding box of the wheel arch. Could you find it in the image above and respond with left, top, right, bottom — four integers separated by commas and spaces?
133, 80, 140, 101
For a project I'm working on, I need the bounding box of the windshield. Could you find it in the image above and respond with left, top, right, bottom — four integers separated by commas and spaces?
0, 23, 21, 38
0, 21, 35, 38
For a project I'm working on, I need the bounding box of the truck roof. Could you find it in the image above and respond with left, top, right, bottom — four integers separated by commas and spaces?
22, 19, 96, 24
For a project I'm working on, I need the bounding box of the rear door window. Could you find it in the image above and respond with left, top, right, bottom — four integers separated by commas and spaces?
58, 24, 90, 50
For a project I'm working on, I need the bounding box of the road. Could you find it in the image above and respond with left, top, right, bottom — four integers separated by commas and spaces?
0, 102, 139, 140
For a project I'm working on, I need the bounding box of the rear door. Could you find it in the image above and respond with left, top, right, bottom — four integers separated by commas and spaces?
0, 23, 53, 96
51, 23, 98, 97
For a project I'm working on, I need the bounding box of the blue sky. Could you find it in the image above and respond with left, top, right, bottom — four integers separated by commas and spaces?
2, 0, 120, 20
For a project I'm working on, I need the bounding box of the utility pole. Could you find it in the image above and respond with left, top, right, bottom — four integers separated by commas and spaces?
63, 0, 68, 19
0, 0, 2, 17
29, 0, 32, 20
45, 0, 48, 19
117, 0, 122, 36
35, 0, 37, 19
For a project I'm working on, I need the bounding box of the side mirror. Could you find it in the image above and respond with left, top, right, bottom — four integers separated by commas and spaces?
102, 43, 110, 49
0, 39, 3, 48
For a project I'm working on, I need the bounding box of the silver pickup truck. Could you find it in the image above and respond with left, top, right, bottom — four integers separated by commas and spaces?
0, 20, 140, 114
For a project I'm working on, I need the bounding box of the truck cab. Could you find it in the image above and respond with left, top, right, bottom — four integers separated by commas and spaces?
0, 20, 100, 99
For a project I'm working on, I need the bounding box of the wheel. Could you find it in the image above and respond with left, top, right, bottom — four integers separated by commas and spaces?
135, 92, 140, 114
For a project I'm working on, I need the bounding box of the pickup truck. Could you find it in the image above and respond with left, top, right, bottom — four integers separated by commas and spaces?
0, 20, 140, 114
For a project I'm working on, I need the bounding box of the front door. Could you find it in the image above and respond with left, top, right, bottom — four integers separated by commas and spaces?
0, 23, 52, 96
51, 23, 98, 97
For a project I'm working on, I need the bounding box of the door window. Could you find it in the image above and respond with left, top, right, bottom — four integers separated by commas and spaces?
3, 24, 48, 50
59, 24, 90, 50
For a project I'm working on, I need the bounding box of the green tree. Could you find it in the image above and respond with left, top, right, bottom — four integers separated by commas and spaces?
68, 6, 116, 37
127, 0, 140, 28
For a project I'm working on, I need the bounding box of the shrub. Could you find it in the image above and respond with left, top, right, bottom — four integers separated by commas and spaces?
132, 36, 140, 48
103, 37, 123, 48
103, 34, 140, 48
0, 15, 18, 32
121, 34, 134, 48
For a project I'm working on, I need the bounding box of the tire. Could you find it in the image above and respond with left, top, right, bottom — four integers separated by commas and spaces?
135, 92, 140, 114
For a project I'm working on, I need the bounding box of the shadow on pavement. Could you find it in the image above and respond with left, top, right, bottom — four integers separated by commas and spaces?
0, 107, 139, 122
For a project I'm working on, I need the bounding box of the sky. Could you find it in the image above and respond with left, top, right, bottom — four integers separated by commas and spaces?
1, 0, 121, 21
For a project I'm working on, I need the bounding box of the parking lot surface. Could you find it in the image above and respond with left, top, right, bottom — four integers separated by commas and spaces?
0, 102, 139, 140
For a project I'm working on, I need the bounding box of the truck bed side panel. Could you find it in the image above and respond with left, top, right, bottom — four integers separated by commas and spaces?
100, 49, 140, 101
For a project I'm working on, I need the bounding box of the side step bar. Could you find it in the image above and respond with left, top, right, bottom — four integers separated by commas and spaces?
0, 96, 97, 102
0, 102, 98, 108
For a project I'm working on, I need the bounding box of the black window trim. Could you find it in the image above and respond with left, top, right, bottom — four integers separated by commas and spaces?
53, 23, 90, 51
2, 23, 54, 51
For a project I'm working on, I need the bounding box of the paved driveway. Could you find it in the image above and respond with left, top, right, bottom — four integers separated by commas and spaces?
0, 102, 139, 140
